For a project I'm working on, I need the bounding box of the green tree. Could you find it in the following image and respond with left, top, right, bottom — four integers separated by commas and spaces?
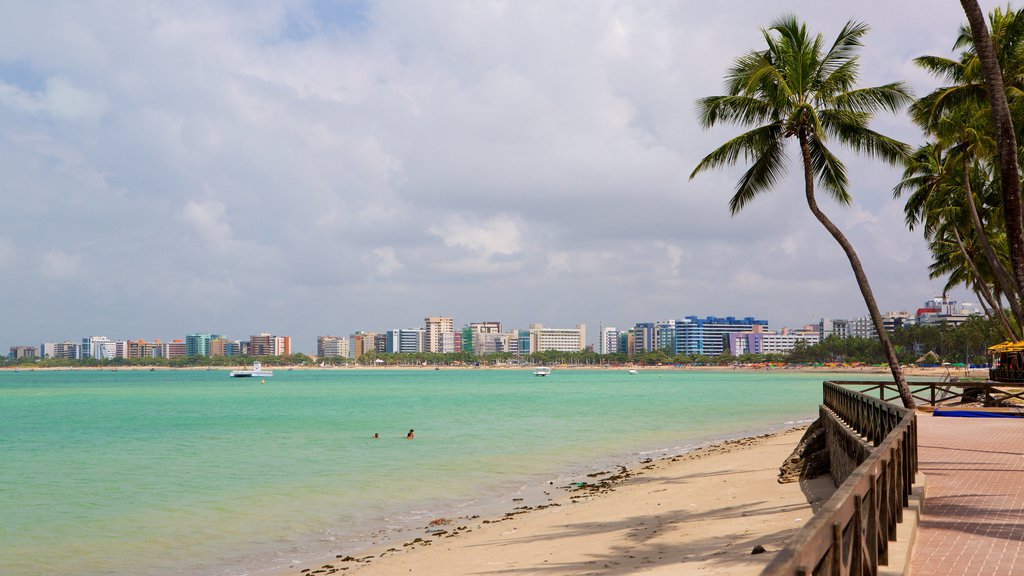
690, 16, 916, 407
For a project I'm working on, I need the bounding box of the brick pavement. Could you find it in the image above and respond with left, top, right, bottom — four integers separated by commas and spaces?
910, 415, 1024, 576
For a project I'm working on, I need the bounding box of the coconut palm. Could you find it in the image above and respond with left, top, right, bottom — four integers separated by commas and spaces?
957, 1, 1024, 304
894, 134, 1024, 334
690, 16, 916, 407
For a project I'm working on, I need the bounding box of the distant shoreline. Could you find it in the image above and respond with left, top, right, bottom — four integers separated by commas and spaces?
0, 364, 971, 378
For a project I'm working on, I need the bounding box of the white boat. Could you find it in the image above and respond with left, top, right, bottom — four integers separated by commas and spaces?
230, 361, 274, 378
533, 366, 552, 377
628, 368, 638, 375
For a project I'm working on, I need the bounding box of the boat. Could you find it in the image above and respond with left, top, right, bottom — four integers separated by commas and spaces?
229, 361, 274, 378
628, 368, 638, 375
533, 366, 552, 377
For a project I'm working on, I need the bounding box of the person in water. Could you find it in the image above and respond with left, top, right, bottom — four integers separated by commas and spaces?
373, 433, 379, 439
406, 429, 414, 439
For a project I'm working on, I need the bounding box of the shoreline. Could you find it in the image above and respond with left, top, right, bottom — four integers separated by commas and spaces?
0, 364, 971, 378
271, 424, 833, 576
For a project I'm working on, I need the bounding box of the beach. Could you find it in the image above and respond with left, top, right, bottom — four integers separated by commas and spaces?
280, 427, 834, 576
0, 369, 890, 575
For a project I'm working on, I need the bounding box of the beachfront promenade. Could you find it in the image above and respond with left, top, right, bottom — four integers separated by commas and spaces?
911, 415, 1024, 575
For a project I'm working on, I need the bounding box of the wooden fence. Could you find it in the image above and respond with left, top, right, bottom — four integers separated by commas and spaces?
835, 380, 1024, 407
760, 382, 917, 576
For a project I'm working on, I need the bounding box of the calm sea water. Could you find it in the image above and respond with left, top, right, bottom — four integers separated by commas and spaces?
0, 368, 869, 575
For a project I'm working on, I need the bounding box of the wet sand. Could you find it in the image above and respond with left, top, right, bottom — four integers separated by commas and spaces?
280, 427, 834, 576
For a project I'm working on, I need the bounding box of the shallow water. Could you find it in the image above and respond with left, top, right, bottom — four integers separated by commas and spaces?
0, 368, 874, 575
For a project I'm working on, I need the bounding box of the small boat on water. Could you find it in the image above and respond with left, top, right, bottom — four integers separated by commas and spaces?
628, 368, 638, 375
230, 361, 274, 378
533, 366, 552, 377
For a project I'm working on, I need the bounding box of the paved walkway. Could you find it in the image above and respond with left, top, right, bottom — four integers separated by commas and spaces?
910, 415, 1024, 575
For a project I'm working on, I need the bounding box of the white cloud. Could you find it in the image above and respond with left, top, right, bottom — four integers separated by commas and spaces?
39, 250, 81, 280
182, 200, 234, 249
0, 0, 972, 350
0, 76, 108, 121
364, 247, 402, 277
429, 215, 522, 258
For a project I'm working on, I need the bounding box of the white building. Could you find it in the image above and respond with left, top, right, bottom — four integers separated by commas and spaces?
728, 326, 820, 355
599, 326, 619, 355
529, 323, 586, 353
424, 316, 454, 353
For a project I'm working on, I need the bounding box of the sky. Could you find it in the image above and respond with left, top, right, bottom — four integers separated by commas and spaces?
0, 1, 982, 353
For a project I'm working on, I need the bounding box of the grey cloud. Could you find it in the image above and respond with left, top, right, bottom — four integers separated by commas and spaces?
0, 0, 978, 351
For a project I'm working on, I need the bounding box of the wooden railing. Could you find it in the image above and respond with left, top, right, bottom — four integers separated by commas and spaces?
990, 367, 1024, 383
761, 382, 917, 576
835, 380, 1024, 407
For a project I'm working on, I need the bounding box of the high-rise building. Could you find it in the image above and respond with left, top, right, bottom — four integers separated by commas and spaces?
819, 318, 851, 339
528, 323, 586, 353
424, 316, 454, 353
162, 340, 186, 359
9, 346, 37, 360
517, 330, 531, 354
128, 340, 163, 358
209, 338, 238, 357
249, 333, 290, 356
39, 342, 57, 359
81, 336, 114, 359
55, 341, 81, 359
656, 320, 675, 351
349, 332, 378, 359
186, 333, 223, 357
317, 335, 350, 358
917, 297, 983, 327
470, 322, 502, 334
598, 326, 619, 355
634, 323, 656, 353
674, 316, 768, 356
727, 325, 821, 355
385, 329, 425, 354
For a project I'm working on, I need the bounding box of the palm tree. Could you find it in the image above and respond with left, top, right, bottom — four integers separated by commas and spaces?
690, 16, 916, 407
957, 1, 1024, 304
894, 138, 1023, 336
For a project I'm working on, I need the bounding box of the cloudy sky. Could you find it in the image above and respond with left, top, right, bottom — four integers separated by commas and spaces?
0, 1, 979, 352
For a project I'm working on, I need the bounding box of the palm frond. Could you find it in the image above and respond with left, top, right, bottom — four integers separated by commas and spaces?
807, 137, 851, 204
831, 83, 914, 114
913, 55, 965, 84
695, 95, 777, 129
727, 127, 788, 215
819, 109, 911, 163
690, 122, 785, 179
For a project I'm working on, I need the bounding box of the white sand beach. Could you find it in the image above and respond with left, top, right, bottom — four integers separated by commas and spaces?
281, 427, 833, 576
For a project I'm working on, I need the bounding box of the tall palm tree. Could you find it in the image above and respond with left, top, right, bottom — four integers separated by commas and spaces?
690, 16, 916, 407
894, 136, 1024, 335
958, 1, 1024, 305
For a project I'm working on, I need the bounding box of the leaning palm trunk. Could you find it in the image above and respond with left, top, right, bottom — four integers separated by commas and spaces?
798, 134, 915, 408
974, 287, 1017, 341
960, 0, 1024, 300
962, 159, 1024, 328
952, 226, 1019, 339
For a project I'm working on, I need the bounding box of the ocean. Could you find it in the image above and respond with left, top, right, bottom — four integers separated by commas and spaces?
0, 368, 865, 575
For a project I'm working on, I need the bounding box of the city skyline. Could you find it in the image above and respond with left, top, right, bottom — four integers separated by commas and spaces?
7, 295, 980, 356
0, 1, 974, 353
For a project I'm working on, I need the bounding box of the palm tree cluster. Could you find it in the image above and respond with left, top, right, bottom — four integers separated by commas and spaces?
691, 5, 1024, 408
897, 5, 1024, 345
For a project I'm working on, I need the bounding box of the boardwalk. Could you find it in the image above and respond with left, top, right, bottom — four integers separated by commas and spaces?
911, 415, 1024, 575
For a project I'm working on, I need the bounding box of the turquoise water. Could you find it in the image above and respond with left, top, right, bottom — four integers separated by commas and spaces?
0, 368, 857, 575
